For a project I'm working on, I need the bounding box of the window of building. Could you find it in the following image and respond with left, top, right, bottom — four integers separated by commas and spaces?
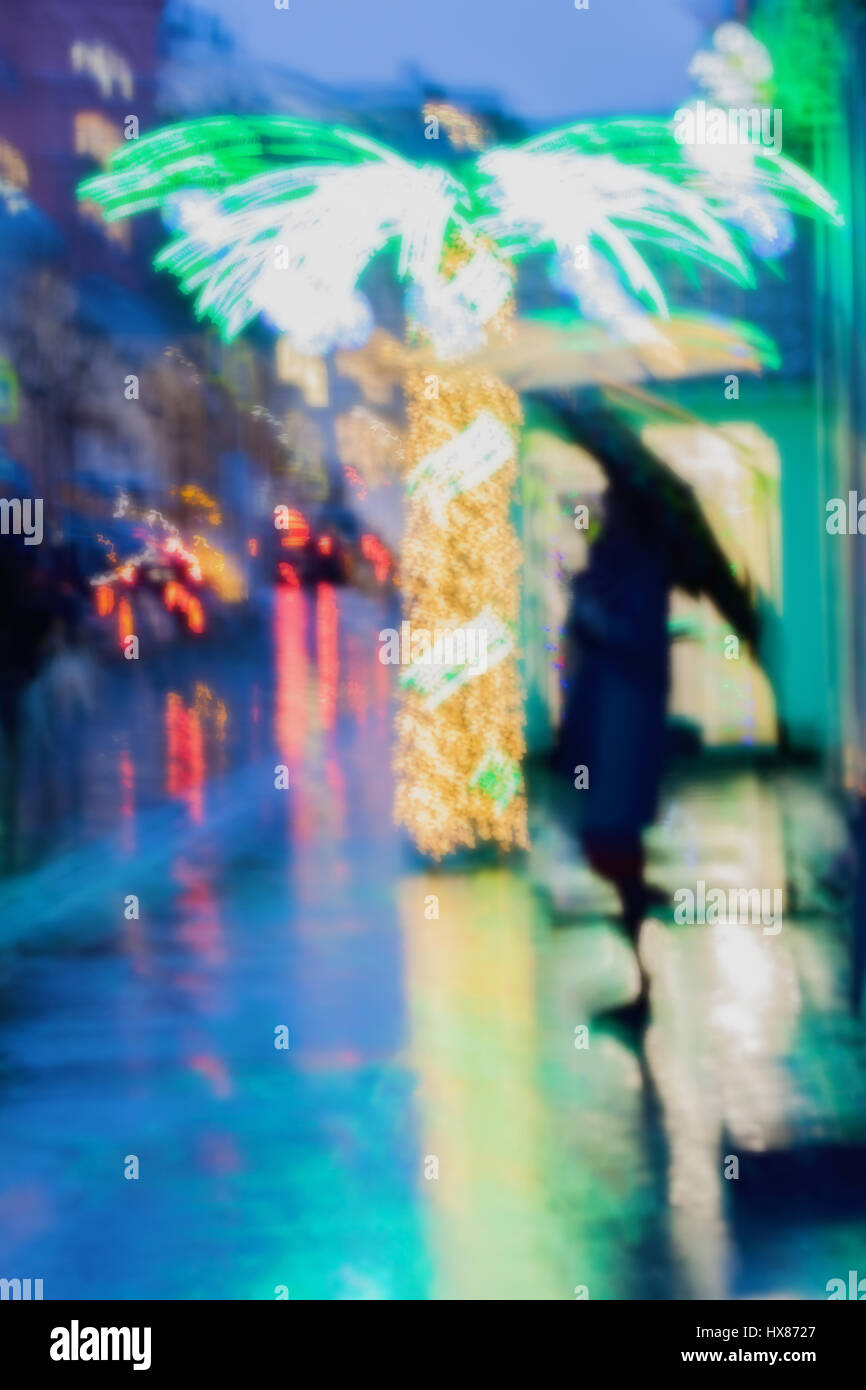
75, 112, 123, 165
0, 139, 28, 190
70, 40, 133, 100
78, 198, 131, 250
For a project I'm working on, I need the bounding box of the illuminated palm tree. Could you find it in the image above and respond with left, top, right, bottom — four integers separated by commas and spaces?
79, 90, 839, 858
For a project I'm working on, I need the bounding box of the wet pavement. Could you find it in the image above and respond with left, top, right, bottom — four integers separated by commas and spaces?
1, 584, 865, 1300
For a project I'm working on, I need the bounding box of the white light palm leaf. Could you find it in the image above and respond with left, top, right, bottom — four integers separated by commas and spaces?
474, 117, 840, 342
78, 116, 408, 218
80, 116, 476, 350
155, 161, 470, 348
78, 111, 841, 352
518, 118, 842, 229
477, 145, 753, 313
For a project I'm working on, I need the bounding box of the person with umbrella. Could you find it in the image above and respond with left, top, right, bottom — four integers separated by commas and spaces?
530, 391, 761, 1030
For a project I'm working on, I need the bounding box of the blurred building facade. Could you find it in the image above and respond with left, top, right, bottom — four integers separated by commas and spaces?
0, 0, 164, 284
0, 1, 302, 558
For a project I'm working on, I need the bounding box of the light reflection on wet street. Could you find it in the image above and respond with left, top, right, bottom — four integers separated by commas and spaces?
1, 586, 865, 1300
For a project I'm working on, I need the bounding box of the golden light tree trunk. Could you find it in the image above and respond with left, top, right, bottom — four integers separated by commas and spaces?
394, 256, 529, 859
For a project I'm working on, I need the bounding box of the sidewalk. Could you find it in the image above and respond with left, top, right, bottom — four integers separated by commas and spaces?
522, 758, 866, 1298
0, 588, 864, 1298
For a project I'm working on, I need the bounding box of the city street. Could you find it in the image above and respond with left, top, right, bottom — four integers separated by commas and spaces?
1, 585, 864, 1300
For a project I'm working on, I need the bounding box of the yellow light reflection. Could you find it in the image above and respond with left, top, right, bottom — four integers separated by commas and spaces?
399, 869, 563, 1299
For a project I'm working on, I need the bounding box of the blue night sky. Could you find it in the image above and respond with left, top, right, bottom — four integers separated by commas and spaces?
202, 0, 739, 124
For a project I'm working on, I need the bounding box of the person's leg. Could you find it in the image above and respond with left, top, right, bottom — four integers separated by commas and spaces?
582, 828, 646, 933
582, 827, 652, 1027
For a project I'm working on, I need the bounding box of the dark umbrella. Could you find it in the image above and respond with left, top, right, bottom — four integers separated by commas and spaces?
528, 389, 760, 649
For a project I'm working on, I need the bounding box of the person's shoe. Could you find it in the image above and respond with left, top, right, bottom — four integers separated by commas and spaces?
619, 883, 671, 933
593, 986, 651, 1037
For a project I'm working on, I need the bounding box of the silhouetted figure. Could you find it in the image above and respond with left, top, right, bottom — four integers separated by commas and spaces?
535, 393, 760, 1030
561, 482, 670, 942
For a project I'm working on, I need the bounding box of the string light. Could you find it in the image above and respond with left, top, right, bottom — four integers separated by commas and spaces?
406, 409, 515, 523
395, 235, 528, 857
398, 607, 513, 710
468, 749, 523, 814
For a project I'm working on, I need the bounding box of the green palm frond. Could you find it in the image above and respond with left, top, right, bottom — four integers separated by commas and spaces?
79, 116, 406, 222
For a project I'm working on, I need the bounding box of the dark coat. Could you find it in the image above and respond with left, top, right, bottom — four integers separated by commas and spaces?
559, 487, 670, 833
